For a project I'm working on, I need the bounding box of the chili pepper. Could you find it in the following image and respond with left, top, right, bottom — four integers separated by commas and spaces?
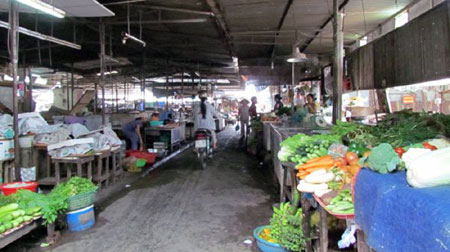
422, 142, 437, 151
394, 147, 406, 157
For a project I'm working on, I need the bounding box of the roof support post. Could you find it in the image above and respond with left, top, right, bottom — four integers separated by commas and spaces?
332, 0, 344, 124
9, 0, 20, 179
99, 21, 106, 124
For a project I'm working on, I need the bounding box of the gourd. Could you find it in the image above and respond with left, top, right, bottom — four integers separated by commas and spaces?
407, 147, 450, 188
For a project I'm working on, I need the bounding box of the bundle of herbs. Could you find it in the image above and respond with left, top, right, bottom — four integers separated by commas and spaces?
371, 110, 450, 147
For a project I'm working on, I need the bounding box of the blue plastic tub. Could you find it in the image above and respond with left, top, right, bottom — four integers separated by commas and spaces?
66, 205, 95, 232
149, 121, 164, 126
253, 225, 288, 252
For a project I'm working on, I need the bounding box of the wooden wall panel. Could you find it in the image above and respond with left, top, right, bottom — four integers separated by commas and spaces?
347, 1, 450, 90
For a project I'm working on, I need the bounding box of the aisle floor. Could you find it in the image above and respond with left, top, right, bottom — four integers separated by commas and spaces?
51, 127, 277, 252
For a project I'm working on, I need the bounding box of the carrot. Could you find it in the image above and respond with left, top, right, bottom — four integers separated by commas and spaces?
306, 155, 332, 164
304, 166, 328, 173
297, 159, 335, 170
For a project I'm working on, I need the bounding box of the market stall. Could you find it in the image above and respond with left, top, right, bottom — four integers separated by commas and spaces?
144, 122, 186, 152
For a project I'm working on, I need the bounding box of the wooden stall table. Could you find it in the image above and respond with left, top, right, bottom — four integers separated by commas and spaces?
93, 149, 111, 190
39, 155, 94, 186
33, 143, 51, 180
280, 162, 298, 202
110, 146, 123, 184
312, 194, 355, 252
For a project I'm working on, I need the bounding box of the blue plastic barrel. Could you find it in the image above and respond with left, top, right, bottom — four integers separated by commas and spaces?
66, 205, 95, 232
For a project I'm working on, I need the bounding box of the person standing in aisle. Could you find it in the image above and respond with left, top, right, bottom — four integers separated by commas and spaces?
238, 99, 250, 139
273, 94, 284, 113
304, 94, 317, 114
249, 96, 258, 119
294, 88, 305, 110
122, 113, 150, 151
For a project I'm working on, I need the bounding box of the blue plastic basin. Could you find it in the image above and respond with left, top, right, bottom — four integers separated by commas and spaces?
66, 205, 95, 232
253, 225, 288, 252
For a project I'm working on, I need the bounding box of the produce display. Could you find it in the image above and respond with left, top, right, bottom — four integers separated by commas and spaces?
325, 190, 354, 215
0, 203, 41, 235
269, 192, 305, 252
0, 177, 97, 230
276, 110, 450, 223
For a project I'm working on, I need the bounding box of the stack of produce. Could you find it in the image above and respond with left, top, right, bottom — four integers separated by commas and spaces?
326, 190, 354, 214
0, 203, 41, 234
269, 191, 305, 252
0, 177, 97, 227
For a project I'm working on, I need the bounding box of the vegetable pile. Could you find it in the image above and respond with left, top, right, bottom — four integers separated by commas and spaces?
326, 190, 354, 214
0, 177, 97, 227
270, 192, 305, 252
0, 203, 41, 235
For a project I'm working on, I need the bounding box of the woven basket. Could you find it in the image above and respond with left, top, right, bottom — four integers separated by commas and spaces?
67, 190, 97, 211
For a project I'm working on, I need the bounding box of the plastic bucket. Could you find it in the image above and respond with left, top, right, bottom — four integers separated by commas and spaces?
18, 135, 34, 148
66, 205, 95, 232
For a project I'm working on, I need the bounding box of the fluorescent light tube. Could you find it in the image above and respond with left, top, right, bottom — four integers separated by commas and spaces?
122, 32, 146, 47
0, 21, 81, 50
97, 70, 118, 76
16, 0, 66, 19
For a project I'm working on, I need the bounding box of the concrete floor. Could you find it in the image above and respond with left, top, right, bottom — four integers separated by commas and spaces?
49, 127, 277, 252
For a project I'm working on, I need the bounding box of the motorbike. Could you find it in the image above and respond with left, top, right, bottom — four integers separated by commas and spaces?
194, 129, 213, 169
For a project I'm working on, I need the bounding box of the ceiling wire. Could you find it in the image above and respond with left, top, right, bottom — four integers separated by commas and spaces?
127, 3, 131, 34
361, 0, 368, 35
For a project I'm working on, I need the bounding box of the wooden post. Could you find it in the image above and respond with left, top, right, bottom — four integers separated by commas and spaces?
165, 65, 169, 108
71, 64, 74, 109
9, 0, 20, 180
319, 206, 328, 252
115, 82, 119, 113
94, 82, 98, 115
332, 0, 344, 124
28, 68, 33, 112
181, 68, 184, 103
99, 21, 106, 124
66, 72, 70, 111
291, 62, 295, 113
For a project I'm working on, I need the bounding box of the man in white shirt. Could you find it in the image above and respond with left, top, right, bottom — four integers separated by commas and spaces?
238, 99, 250, 139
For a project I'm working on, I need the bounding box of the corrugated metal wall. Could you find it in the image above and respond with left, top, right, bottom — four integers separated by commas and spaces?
347, 1, 450, 90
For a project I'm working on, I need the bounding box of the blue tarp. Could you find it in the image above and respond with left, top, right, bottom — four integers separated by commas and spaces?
355, 169, 450, 252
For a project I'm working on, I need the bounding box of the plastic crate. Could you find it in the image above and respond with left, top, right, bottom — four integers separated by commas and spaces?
67, 190, 97, 211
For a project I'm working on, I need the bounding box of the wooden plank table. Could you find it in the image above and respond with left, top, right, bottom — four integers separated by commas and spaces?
0, 219, 41, 249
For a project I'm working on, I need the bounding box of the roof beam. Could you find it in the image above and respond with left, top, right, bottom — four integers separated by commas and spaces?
106, 18, 208, 25
134, 5, 214, 16
269, 0, 294, 60
205, 0, 235, 57
300, 0, 350, 52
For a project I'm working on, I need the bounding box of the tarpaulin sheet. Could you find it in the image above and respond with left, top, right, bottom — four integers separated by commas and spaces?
355, 169, 450, 252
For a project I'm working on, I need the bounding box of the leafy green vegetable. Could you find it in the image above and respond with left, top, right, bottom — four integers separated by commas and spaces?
9, 189, 68, 224
270, 191, 305, 251
52, 177, 97, 197
366, 143, 401, 173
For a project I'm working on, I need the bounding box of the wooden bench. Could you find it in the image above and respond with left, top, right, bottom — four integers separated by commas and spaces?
39, 155, 94, 186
